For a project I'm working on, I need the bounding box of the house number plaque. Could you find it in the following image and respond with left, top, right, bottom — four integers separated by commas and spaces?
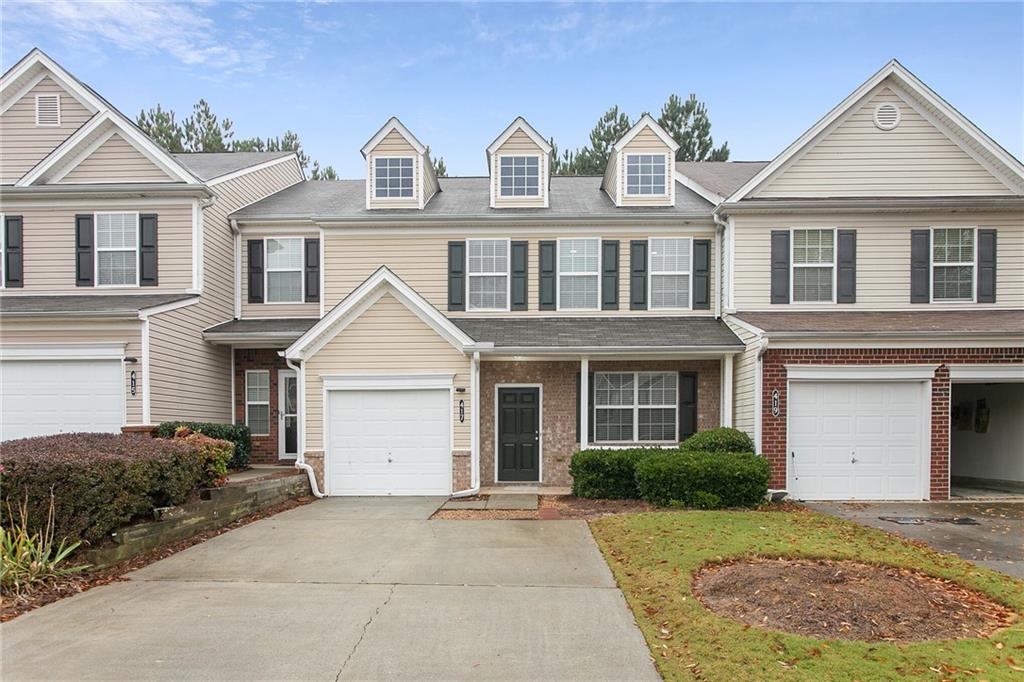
130, 371, 137, 396
459, 400, 465, 423
771, 390, 780, 417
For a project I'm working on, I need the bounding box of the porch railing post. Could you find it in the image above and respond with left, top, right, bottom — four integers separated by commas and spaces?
580, 356, 589, 449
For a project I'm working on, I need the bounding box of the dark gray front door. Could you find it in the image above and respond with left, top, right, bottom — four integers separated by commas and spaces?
497, 387, 540, 482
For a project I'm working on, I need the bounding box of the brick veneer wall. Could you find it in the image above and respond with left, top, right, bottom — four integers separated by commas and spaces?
479, 359, 722, 487
760, 347, 1024, 501
234, 348, 291, 464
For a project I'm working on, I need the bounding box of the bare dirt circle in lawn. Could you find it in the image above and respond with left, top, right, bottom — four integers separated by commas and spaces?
693, 558, 1017, 642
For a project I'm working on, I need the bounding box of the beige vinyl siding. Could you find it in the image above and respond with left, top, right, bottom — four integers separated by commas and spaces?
724, 317, 760, 440
240, 228, 320, 319
303, 292, 471, 451
147, 157, 305, 423
617, 127, 674, 207
602, 151, 620, 204
731, 210, 1024, 310
321, 227, 718, 316
753, 84, 1014, 198
491, 129, 547, 208
60, 133, 172, 184
0, 202, 194, 293
423, 155, 440, 205
0, 318, 143, 423
0, 76, 94, 184
366, 130, 420, 209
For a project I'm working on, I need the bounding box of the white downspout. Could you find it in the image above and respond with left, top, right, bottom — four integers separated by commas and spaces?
712, 211, 728, 319
451, 350, 481, 497
285, 355, 324, 498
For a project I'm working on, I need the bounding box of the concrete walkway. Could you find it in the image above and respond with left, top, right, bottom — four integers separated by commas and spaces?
1, 497, 657, 681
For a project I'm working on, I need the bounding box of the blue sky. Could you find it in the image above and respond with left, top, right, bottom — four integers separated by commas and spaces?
3, 1, 1021, 177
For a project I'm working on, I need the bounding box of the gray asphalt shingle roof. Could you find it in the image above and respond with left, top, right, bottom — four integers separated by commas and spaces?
674, 161, 768, 199
734, 310, 1024, 335
204, 318, 318, 336
452, 317, 743, 349
0, 294, 197, 316
173, 152, 294, 181
232, 177, 714, 221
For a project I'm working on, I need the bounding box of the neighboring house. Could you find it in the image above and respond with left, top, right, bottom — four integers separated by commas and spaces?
2, 50, 1020, 502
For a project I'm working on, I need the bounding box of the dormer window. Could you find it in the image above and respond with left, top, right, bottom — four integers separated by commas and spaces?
625, 154, 667, 196
35, 94, 60, 126
499, 156, 540, 197
374, 157, 414, 198
602, 115, 678, 207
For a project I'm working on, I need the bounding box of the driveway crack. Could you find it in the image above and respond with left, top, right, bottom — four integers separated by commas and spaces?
336, 583, 395, 681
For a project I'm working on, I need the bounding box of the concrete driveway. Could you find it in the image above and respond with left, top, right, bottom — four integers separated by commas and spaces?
807, 501, 1023, 578
1, 497, 657, 681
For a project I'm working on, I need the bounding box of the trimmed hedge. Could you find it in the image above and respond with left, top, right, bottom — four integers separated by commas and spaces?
680, 427, 755, 454
569, 448, 659, 499
1, 432, 233, 545
634, 451, 770, 508
155, 422, 250, 469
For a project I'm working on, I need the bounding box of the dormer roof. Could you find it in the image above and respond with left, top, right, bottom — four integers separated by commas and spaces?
360, 116, 427, 157
486, 116, 552, 162
612, 114, 679, 154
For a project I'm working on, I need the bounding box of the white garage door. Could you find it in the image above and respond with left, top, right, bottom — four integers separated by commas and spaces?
788, 381, 927, 500
0, 359, 124, 441
327, 388, 451, 496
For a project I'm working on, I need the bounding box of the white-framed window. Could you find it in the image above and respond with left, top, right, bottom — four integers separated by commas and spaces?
791, 228, 835, 303
558, 238, 600, 310
95, 212, 139, 287
467, 238, 509, 311
35, 94, 60, 126
932, 227, 975, 302
374, 156, 414, 198
649, 237, 692, 309
0, 212, 5, 290
594, 371, 678, 443
499, 156, 540, 197
265, 237, 304, 303
625, 153, 667, 196
245, 370, 271, 436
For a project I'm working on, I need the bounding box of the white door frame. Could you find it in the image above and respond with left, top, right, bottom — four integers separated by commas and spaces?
784, 365, 936, 501
278, 369, 298, 460
494, 383, 543, 484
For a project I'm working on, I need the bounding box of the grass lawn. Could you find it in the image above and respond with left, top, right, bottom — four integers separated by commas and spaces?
590, 508, 1024, 681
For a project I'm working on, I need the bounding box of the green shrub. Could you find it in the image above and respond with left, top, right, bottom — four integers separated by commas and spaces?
155, 422, 250, 469
680, 427, 755, 454
569, 448, 660, 499
1, 495, 87, 596
634, 451, 770, 508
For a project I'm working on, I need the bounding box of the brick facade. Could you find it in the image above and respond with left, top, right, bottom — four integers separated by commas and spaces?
480, 359, 722, 487
234, 348, 292, 464
760, 347, 1024, 500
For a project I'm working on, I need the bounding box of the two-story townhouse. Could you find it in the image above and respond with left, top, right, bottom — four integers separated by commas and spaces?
0, 49, 304, 439
206, 115, 744, 495
676, 61, 1024, 501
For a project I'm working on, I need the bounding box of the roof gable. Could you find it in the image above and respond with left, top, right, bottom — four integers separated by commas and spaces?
612, 114, 679, 153
360, 117, 427, 156
486, 117, 552, 158
59, 132, 175, 184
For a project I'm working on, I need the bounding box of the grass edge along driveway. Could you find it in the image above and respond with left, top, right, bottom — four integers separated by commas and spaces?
590, 509, 1024, 682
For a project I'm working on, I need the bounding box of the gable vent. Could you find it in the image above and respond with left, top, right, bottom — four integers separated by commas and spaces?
35, 94, 60, 126
873, 102, 901, 131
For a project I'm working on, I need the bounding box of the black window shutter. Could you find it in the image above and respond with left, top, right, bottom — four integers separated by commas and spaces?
304, 238, 320, 303
538, 240, 557, 310
679, 372, 698, 441
910, 230, 930, 304
139, 214, 158, 287
770, 230, 790, 304
692, 239, 711, 310
629, 240, 647, 310
601, 240, 619, 310
4, 215, 23, 288
247, 239, 264, 303
977, 229, 997, 303
75, 214, 94, 287
510, 240, 528, 310
574, 372, 595, 444
836, 229, 856, 304
447, 241, 465, 311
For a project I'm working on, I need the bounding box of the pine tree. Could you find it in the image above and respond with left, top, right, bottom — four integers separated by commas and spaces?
182, 99, 233, 152
310, 161, 338, 180
657, 94, 730, 162
584, 106, 632, 173
136, 104, 184, 153
426, 146, 447, 177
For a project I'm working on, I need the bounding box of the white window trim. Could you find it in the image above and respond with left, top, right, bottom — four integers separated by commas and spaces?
556, 237, 602, 312
94, 212, 140, 289
790, 227, 837, 304
624, 152, 670, 197
466, 238, 511, 312
648, 236, 693, 311
263, 236, 305, 305
372, 155, 416, 200
245, 369, 271, 436
593, 371, 679, 444
1, 212, 5, 290
35, 93, 60, 127
497, 154, 542, 198
930, 226, 977, 304
278, 369, 298, 460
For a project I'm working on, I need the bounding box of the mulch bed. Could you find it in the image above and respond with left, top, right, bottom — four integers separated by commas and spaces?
0, 496, 315, 623
693, 557, 1018, 642
430, 495, 656, 520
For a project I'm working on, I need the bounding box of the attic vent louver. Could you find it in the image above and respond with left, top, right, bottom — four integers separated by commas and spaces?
35, 94, 60, 126
873, 102, 901, 131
